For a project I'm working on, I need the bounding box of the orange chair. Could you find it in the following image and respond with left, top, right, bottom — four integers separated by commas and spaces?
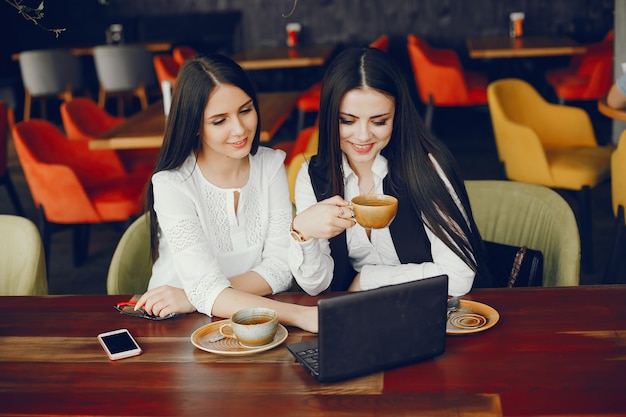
273, 125, 319, 166
0, 102, 23, 215
61, 98, 124, 141
294, 35, 389, 133
172, 46, 199, 66
153, 54, 180, 87
407, 34, 488, 129
546, 51, 613, 104
12, 120, 146, 266
60, 98, 158, 177
545, 30, 613, 86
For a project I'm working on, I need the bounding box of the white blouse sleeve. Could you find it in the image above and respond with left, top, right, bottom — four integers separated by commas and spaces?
250, 149, 294, 293
152, 172, 232, 316
287, 159, 335, 295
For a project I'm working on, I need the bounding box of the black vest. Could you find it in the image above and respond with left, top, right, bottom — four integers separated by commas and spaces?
308, 156, 432, 291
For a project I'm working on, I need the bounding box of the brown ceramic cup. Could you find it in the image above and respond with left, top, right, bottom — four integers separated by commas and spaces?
350, 194, 398, 229
219, 307, 279, 347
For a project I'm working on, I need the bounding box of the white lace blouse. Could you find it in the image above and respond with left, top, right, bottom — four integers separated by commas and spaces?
148, 146, 294, 316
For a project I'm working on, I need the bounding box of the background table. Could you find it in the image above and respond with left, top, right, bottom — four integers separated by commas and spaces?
598, 96, 626, 122
467, 36, 586, 59
1, 285, 625, 416
232, 45, 336, 70
89, 91, 301, 150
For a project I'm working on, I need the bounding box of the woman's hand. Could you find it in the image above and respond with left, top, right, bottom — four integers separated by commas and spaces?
292, 195, 355, 241
135, 285, 196, 318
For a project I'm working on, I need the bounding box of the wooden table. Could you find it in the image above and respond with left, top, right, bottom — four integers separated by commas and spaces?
232, 45, 336, 70
598, 96, 626, 122
89, 91, 301, 150
11, 42, 172, 61
1, 285, 625, 416
467, 36, 586, 59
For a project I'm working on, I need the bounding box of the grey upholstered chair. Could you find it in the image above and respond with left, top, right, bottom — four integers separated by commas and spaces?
466, 180, 581, 286
93, 45, 158, 116
0, 215, 48, 295
18, 48, 84, 121
107, 212, 152, 295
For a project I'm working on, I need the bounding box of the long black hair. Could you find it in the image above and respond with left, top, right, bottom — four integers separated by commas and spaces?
313, 47, 487, 279
145, 53, 261, 260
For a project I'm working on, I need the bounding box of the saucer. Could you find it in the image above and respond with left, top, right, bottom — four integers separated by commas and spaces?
190, 320, 288, 355
446, 300, 499, 335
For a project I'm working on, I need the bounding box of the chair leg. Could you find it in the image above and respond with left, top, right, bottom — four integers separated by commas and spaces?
578, 186, 594, 274
23, 89, 32, 121
603, 206, 625, 284
424, 95, 434, 130
72, 224, 90, 267
296, 109, 306, 134
0, 172, 24, 216
37, 206, 51, 276
98, 86, 106, 108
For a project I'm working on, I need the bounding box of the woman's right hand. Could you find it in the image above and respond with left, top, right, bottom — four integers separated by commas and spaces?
292, 195, 355, 241
135, 285, 197, 318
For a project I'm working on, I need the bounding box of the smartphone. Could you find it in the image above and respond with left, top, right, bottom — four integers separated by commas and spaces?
97, 328, 142, 360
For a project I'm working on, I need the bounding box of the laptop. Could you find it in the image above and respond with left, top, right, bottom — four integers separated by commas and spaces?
287, 275, 448, 383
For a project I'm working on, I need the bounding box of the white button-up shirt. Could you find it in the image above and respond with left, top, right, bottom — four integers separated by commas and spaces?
288, 152, 475, 296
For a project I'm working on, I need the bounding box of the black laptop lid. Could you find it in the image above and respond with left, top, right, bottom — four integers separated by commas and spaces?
316, 275, 448, 382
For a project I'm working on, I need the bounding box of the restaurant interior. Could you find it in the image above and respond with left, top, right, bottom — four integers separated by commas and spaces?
0, 0, 623, 295
3, 2, 626, 416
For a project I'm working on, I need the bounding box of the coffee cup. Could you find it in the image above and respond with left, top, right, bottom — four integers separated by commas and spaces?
350, 194, 398, 229
219, 307, 279, 347
509, 12, 525, 38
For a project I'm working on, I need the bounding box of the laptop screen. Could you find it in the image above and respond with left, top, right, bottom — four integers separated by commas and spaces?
288, 275, 448, 382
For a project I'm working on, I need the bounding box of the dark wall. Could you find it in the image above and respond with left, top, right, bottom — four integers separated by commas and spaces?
5, 0, 615, 53
1, 1, 615, 91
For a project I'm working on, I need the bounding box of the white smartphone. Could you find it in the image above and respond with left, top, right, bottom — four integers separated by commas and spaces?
97, 328, 142, 360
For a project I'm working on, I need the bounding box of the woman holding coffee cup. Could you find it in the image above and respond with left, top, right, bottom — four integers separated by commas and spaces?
134, 54, 317, 333
288, 47, 491, 296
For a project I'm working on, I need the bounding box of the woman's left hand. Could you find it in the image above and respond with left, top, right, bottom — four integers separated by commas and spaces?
134, 285, 197, 318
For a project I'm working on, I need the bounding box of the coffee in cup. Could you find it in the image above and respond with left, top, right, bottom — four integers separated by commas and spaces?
350, 194, 398, 229
219, 307, 279, 347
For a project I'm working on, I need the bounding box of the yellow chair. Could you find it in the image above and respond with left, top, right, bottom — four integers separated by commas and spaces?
0, 215, 48, 295
604, 130, 626, 283
107, 213, 152, 295
465, 180, 580, 286
487, 78, 613, 274
287, 150, 316, 206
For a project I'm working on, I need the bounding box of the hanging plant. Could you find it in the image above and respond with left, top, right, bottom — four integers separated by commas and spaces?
4, 0, 109, 36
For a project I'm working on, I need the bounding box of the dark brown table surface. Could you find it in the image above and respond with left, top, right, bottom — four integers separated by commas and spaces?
1, 285, 625, 416
467, 36, 586, 59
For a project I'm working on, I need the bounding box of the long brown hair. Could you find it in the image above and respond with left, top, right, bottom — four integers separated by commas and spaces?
313, 47, 488, 280
145, 54, 261, 261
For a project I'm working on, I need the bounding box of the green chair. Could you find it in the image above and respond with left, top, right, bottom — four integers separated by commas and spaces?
465, 180, 580, 286
107, 212, 152, 295
0, 215, 48, 295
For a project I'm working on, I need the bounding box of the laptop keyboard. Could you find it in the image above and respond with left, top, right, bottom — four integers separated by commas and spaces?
297, 348, 319, 373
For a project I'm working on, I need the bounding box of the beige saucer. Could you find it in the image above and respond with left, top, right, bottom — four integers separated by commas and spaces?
191, 320, 288, 355
446, 300, 500, 335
